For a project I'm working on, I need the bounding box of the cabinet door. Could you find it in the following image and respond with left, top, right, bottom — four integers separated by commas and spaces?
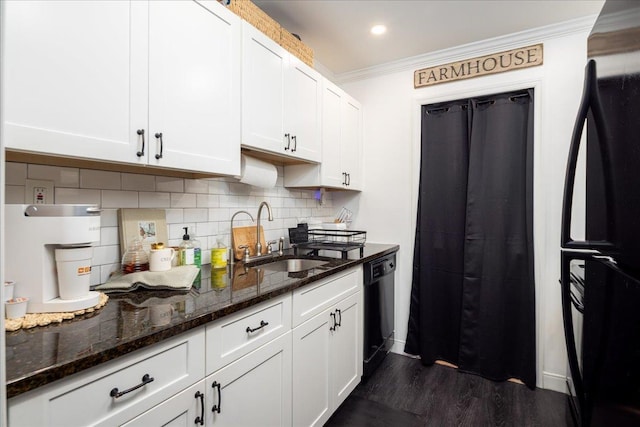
206, 332, 292, 427
341, 96, 363, 191
331, 292, 362, 410
284, 57, 321, 163
2, 0, 147, 163
320, 81, 344, 188
241, 22, 286, 155
148, 0, 240, 175
292, 307, 332, 427
121, 381, 206, 427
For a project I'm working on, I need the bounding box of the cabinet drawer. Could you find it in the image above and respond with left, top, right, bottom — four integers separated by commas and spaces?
8, 328, 205, 427
292, 267, 362, 327
206, 294, 291, 375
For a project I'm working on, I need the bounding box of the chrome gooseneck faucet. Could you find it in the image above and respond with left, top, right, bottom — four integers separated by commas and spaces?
255, 201, 273, 256
230, 210, 254, 264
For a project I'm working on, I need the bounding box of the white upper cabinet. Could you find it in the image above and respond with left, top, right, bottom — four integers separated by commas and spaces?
242, 22, 321, 163
284, 78, 363, 191
341, 93, 363, 190
2, 0, 240, 176
147, 0, 241, 175
3, 0, 141, 163
284, 56, 322, 162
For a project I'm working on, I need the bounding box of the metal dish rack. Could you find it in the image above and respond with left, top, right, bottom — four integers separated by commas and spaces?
293, 229, 366, 259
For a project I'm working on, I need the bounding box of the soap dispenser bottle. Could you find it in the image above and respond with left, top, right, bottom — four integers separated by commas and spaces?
179, 227, 195, 266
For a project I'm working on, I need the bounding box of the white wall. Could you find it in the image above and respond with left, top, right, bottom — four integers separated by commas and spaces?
333, 18, 594, 391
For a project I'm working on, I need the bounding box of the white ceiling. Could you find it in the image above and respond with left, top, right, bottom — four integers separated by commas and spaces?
252, 0, 605, 75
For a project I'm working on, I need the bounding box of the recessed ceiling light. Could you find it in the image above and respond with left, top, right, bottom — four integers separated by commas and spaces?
370, 24, 387, 36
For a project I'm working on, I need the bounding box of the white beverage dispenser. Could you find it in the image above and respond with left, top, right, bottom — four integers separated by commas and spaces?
5, 204, 101, 313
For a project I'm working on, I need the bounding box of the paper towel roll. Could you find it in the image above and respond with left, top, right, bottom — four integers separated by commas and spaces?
236, 154, 278, 188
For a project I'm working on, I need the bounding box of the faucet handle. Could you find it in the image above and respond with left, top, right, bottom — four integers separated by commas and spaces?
238, 245, 250, 262
278, 237, 285, 256
266, 240, 277, 254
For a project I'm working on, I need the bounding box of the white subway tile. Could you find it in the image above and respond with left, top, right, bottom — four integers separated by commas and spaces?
100, 226, 119, 246
122, 173, 156, 191
101, 209, 119, 227
93, 244, 120, 265
81, 169, 121, 190
268, 197, 284, 208
6, 185, 25, 204
157, 176, 184, 192
284, 218, 298, 228
90, 267, 101, 287
171, 193, 197, 208
28, 164, 79, 187
165, 209, 184, 224
209, 208, 231, 222
295, 198, 308, 208
201, 249, 212, 265
229, 183, 252, 195
185, 179, 209, 194
219, 195, 239, 208
184, 208, 208, 223
101, 190, 138, 208
6, 162, 27, 185
139, 192, 171, 208
208, 180, 229, 195
196, 221, 218, 238
100, 264, 121, 284
169, 223, 195, 240
249, 187, 267, 197
284, 198, 296, 208
218, 222, 231, 235
55, 188, 101, 205
290, 208, 301, 218
238, 195, 256, 208
196, 194, 220, 208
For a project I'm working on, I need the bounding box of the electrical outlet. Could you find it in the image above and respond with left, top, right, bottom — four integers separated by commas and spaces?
25, 179, 55, 204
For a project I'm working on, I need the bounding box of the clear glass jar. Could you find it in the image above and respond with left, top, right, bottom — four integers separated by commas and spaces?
121, 238, 149, 274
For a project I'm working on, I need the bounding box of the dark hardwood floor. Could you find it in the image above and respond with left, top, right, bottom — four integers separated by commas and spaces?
326, 353, 570, 427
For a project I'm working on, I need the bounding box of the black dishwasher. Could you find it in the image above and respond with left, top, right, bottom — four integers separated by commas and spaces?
363, 253, 396, 378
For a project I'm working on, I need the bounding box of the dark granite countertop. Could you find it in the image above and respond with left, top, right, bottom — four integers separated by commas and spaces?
5, 243, 399, 399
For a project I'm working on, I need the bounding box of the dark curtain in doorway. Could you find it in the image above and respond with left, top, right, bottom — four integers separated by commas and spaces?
405, 89, 536, 388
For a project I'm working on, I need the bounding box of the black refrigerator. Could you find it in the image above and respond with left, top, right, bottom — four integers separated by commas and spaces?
561, 1, 640, 426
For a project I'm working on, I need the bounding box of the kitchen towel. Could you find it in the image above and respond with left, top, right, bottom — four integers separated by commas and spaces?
96, 265, 199, 292
235, 154, 277, 188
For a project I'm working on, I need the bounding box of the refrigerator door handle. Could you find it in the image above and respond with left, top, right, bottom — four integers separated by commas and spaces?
561, 59, 616, 251
561, 251, 587, 416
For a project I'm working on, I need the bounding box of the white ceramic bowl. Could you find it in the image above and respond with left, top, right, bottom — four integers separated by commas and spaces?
5, 297, 28, 319
4, 281, 15, 302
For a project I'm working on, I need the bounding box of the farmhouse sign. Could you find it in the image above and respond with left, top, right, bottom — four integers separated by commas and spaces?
414, 44, 543, 88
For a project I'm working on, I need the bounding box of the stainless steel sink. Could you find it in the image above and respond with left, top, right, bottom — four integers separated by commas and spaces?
256, 258, 329, 273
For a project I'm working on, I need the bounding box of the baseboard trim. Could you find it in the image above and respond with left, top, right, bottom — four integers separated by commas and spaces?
543, 371, 568, 394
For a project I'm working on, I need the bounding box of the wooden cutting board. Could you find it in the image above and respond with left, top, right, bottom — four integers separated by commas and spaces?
232, 225, 266, 260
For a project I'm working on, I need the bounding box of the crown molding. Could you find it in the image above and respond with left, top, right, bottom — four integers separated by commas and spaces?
335, 15, 597, 85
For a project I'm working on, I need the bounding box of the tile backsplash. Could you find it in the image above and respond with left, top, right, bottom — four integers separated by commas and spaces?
5, 162, 334, 287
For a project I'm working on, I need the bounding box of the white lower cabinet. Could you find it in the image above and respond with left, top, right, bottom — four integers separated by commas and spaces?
121, 381, 206, 427
206, 332, 292, 426
8, 328, 206, 427
292, 292, 362, 427
292, 267, 363, 427
125, 332, 292, 427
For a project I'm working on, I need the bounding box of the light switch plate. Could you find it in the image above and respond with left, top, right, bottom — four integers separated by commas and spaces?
25, 179, 55, 204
